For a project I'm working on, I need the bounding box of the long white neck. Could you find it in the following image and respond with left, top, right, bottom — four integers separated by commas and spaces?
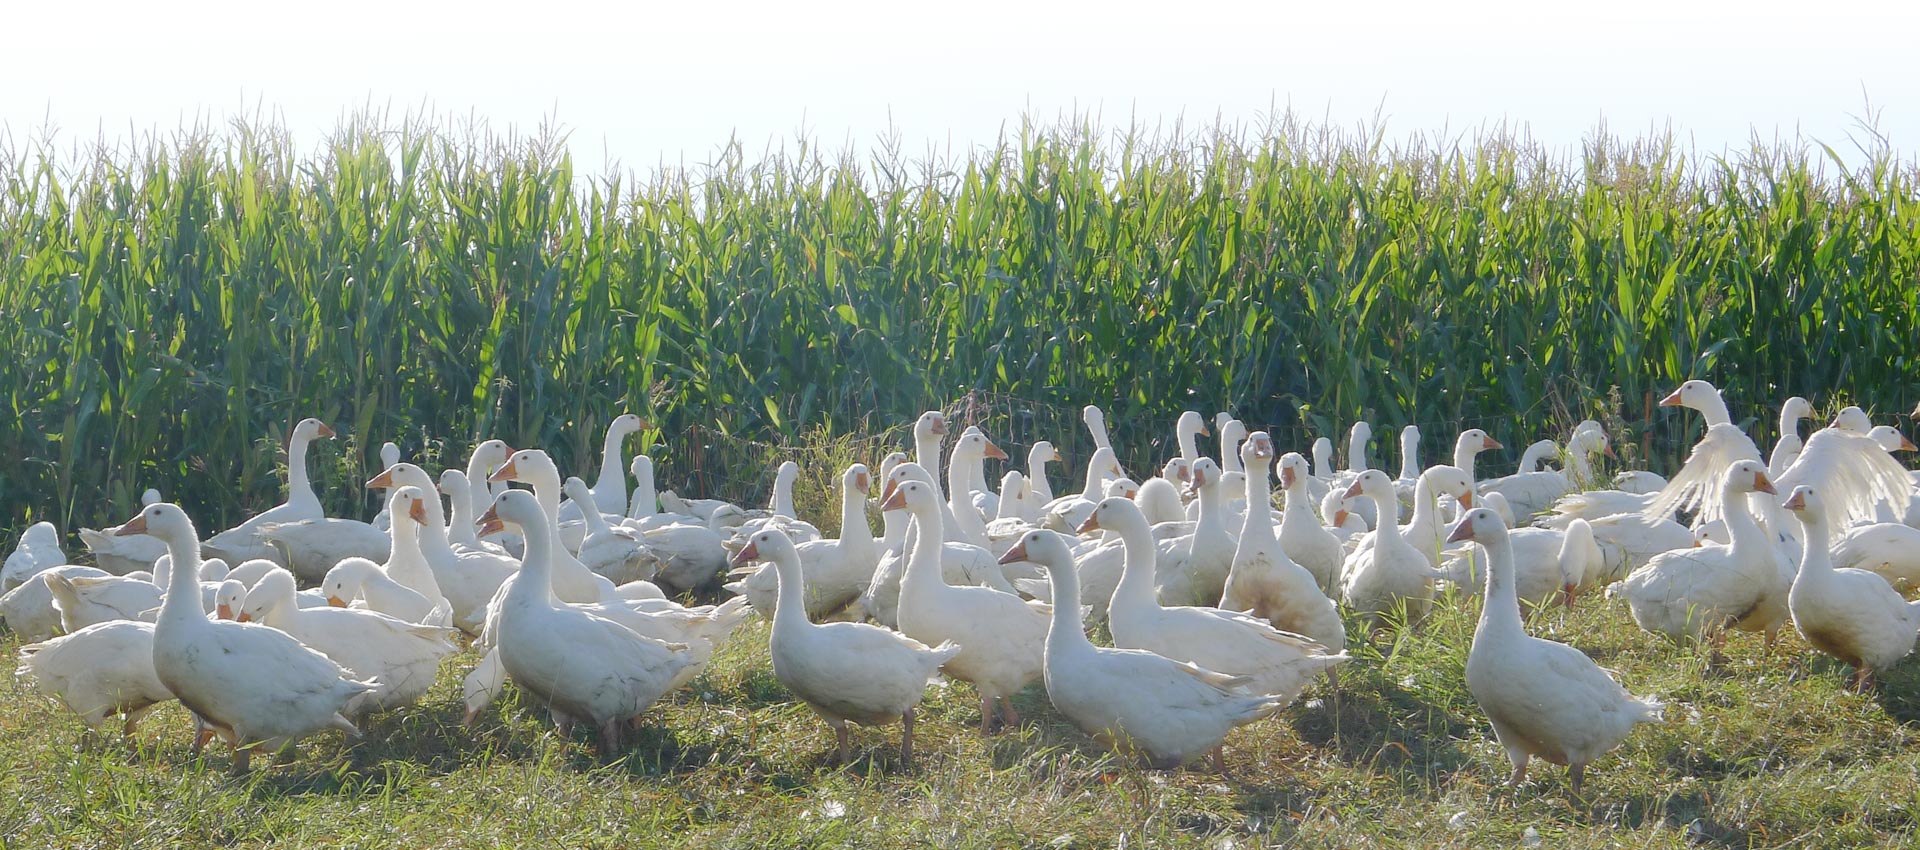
1453, 441, 1476, 477
1281, 474, 1317, 531
1112, 517, 1160, 613
915, 432, 944, 498
838, 484, 876, 562
287, 432, 322, 513
1721, 483, 1766, 555
770, 549, 815, 638
945, 451, 989, 541
1178, 426, 1201, 463
1086, 413, 1112, 451
899, 505, 947, 594
1566, 444, 1593, 481
465, 449, 505, 513
1239, 455, 1278, 549
1079, 453, 1109, 499
594, 426, 630, 513
506, 513, 555, 610
1794, 512, 1832, 580
1398, 432, 1420, 480
1407, 476, 1437, 542
1347, 429, 1370, 473
1475, 532, 1525, 640
442, 475, 481, 547
1312, 441, 1333, 478
628, 459, 657, 520
1698, 393, 1733, 427
156, 528, 208, 628
771, 470, 797, 517
1044, 556, 1092, 656
1369, 487, 1404, 544
1028, 446, 1055, 503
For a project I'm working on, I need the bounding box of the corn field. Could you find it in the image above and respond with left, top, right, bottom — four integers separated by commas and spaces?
2, 113, 1917, 536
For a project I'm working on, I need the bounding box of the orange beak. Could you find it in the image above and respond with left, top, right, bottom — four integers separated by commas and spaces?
1753, 472, 1778, 495
1051, 448, 1064, 463
1658, 389, 1684, 407
476, 504, 507, 537
998, 539, 1030, 565
316, 423, 338, 438
854, 472, 871, 493
929, 418, 947, 435
1783, 491, 1807, 510
729, 540, 761, 567
488, 458, 520, 483
984, 442, 1009, 461
114, 514, 149, 537
220, 604, 236, 621
1341, 480, 1364, 499
880, 488, 908, 512
327, 595, 348, 608
1457, 492, 1474, 509
1332, 509, 1349, 526
367, 468, 396, 489
1482, 436, 1504, 451
1280, 466, 1297, 489
1446, 520, 1475, 544
879, 478, 898, 505
1602, 444, 1617, 459
1199, 424, 1212, 437
409, 499, 429, 524
1076, 513, 1102, 534
1561, 583, 1578, 609
1901, 437, 1919, 453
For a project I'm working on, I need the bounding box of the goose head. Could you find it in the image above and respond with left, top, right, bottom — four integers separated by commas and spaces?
1219, 418, 1248, 449
1161, 457, 1193, 485
1445, 507, 1509, 545
1399, 424, 1421, 449
490, 449, 560, 490
1572, 427, 1614, 458
112, 502, 198, 548
214, 579, 247, 621
470, 439, 515, 474
1186, 458, 1222, 497
293, 418, 337, 443
1830, 406, 1872, 432
878, 477, 941, 517
953, 429, 1008, 462
1341, 469, 1395, 501
1277, 451, 1309, 489
320, 557, 380, 607
477, 488, 546, 538
1868, 426, 1918, 453
1082, 405, 1106, 433
727, 527, 798, 569
1724, 459, 1776, 495
916, 411, 948, 439
1349, 421, 1372, 447
1030, 441, 1062, 467
379, 441, 401, 471
999, 469, 1026, 502
1572, 419, 1603, 437
1781, 396, 1813, 425
1076, 496, 1149, 536
1241, 432, 1275, 469
608, 413, 647, 437
368, 461, 437, 495
198, 558, 230, 582
998, 528, 1073, 567
1659, 380, 1721, 412
878, 451, 908, 483
844, 463, 872, 495
562, 477, 597, 511
1456, 428, 1502, 456
140, 488, 163, 506
1106, 478, 1140, 500
1088, 446, 1125, 480
1419, 465, 1475, 508
629, 455, 654, 483
879, 461, 938, 504
1782, 484, 1822, 518
1311, 438, 1334, 477
235, 569, 296, 623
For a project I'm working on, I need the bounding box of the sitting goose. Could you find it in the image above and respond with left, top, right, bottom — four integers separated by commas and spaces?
4, 522, 68, 591
202, 418, 338, 566
725, 464, 881, 620
1449, 508, 1663, 795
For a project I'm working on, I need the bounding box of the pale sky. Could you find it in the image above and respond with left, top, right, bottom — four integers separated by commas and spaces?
6, 0, 1917, 173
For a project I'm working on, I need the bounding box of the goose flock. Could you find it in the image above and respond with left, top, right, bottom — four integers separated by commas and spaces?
6, 384, 1920, 796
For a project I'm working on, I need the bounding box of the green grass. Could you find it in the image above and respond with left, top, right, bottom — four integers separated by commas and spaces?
7, 590, 1920, 848
3, 113, 1918, 540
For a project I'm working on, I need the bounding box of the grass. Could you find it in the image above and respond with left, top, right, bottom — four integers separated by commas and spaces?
6, 587, 1920, 848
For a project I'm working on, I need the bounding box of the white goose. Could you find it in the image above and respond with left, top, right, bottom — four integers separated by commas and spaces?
563, 476, 656, 585
16, 617, 174, 742
726, 464, 881, 620
883, 476, 1048, 734
1026, 441, 1062, 504
1134, 457, 1193, 526
1768, 396, 1814, 477
486, 450, 627, 603
1785, 485, 1920, 691
1089, 497, 1344, 708
1276, 452, 1346, 595
861, 462, 1013, 628
1218, 433, 1347, 655
722, 461, 823, 547
237, 568, 458, 715
117, 503, 373, 772
437, 469, 509, 556
1356, 465, 1473, 567
943, 429, 1005, 548
1479, 427, 1612, 520
1390, 425, 1423, 513
1042, 446, 1126, 534
1774, 406, 1914, 531
369, 442, 403, 532
0, 565, 111, 642
1083, 404, 1115, 453
1154, 458, 1239, 608
731, 528, 958, 765
1217, 418, 1249, 476
623, 455, 695, 530
1449, 508, 1663, 795
377, 486, 455, 623
1436, 519, 1604, 610
478, 489, 695, 754
201, 417, 338, 566
319, 557, 444, 625
1340, 470, 1436, 628
4, 522, 68, 590
1002, 528, 1288, 770
1617, 460, 1790, 651
564, 413, 645, 519
371, 464, 516, 633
